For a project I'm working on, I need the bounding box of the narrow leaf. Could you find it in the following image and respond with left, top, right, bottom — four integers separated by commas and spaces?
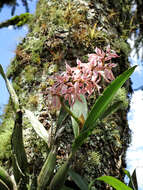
0, 64, 19, 111
99, 101, 122, 120
0, 167, 14, 190
62, 186, 74, 190
57, 104, 68, 128
70, 95, 88, 138
72, 66, 136, 151
24, 109, 51, 146
68, 169, 88, 190
0, 179, 9, 190
37, 148, 56, 190
49, 158, 71, 190
12, 110, 28, 189
128, 169, 138, 190
88, 179, 97, 190
96, 176, 132, 190
123, 169, 131, 179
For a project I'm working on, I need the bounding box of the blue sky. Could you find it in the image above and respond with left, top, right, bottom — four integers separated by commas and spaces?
126, 37, 143, 189
0, 1, 143, 189
0, 0, 37, 114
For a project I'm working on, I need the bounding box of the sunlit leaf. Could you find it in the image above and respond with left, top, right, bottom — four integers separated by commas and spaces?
24, 109, 51, 146
96, 176, 132, 190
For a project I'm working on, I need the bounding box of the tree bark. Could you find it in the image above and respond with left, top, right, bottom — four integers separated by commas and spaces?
5, 0, 133, 189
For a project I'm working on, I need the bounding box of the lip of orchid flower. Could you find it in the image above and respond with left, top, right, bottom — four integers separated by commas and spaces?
49, 46, 118, 107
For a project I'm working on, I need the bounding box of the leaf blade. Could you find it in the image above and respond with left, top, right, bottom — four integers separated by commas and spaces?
96, 176, 133, 190
24, 109, 51, 146
68, 169, 88, 190
70, 95, 88, 138
0, 167, 14, 190
0, 64, 19, 111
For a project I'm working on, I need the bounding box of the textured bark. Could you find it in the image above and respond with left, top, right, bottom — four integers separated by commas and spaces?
2, 0, 133, 189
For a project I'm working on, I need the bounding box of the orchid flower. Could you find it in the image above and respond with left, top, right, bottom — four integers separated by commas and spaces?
49, 46, 119, 108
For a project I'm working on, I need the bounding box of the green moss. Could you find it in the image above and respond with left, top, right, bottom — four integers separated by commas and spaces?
6, 58, 21, 79
24, 65, 38, 83
23, 35, 46, 54
113, 87, 129, 109
47, 64, 58, 75
28, 95, 39, 108
0, 129, 12, 160
0, 13, 33, 29
31, 52, 41, 64
114, 39, 131, 56
88, 151, 101, 166
12, 81, 22, 94
0, 104, 14, 161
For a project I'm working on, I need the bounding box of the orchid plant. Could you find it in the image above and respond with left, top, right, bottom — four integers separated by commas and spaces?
50, 46, 118, 108
0, 46, 136, 190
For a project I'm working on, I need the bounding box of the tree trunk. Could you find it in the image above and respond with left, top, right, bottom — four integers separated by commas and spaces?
3, 0, 132, 189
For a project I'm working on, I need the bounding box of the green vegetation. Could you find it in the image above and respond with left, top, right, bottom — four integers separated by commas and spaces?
0, 13, 33, 29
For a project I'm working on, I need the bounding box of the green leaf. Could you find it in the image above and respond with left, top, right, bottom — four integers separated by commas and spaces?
72, 66, 136, 151
0, 167, 14, 190
88, 179, 97, 190
57, 104, 68, 128
123, 169, 138, 190
62, 186, 74, 190
12, 110, 28, 189
96, 176, 133, 190
37, 148, 56, 190
0, 64, 19, 111
24, 109, 51, 146
49, 158, 71, 190
99, 101, 122, 120
128, 169, 138, 190
68, 169, 88, 190
0, 179, 9, 190
123, 168, 131, 179
70, 95, 88, 138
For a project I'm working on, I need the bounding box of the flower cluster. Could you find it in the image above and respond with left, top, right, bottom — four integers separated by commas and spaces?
49, 46, 119, 107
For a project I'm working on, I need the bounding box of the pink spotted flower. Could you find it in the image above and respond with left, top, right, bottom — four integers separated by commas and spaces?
49, 46, 118, 108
